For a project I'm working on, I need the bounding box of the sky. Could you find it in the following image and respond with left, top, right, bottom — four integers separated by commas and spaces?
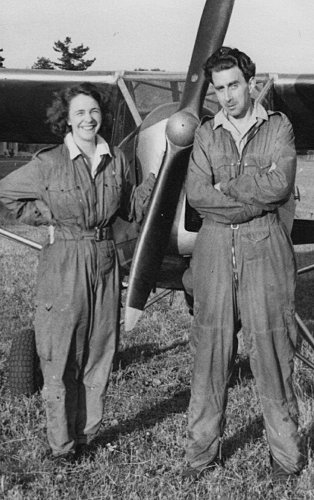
1, 0, 314, 74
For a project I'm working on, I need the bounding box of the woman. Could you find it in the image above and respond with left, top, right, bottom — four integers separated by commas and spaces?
0, 83, 154, 460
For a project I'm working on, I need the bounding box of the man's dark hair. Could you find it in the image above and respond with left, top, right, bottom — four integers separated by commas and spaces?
203, 47, 256, 84
46, 82, 112, 138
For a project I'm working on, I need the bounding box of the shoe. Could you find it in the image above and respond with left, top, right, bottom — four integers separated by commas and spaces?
74, 443, 88, 460
50, 451, 76, 466
182, 456, 223, 482
182, 465, 203, 481
270, 455, 299, 485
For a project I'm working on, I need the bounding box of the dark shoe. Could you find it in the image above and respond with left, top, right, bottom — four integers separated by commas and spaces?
74, 443, 88, 460
271, 456, 300, 485
182, 465, 203, 481
50, 451, 76, 466
182, 456, 223, 482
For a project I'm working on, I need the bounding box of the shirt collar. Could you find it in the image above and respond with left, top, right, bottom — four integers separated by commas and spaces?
64, 132, 112, 160
213, 101, 268, 130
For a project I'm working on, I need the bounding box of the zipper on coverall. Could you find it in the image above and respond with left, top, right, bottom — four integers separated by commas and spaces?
80, 158, 101, 290
231, 159, 241, 295
91, 173, 102, 291
230, 124, 260, 318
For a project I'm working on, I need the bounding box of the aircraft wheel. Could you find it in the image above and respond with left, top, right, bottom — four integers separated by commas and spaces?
7, 329, 43, 396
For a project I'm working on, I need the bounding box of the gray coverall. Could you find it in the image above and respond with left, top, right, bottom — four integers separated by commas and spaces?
0, 143, 153, 456
184, 108, 304, 473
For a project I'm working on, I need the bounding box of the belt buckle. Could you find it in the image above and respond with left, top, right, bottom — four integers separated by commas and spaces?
231, 224, 239, 230
94, 226, 103, 241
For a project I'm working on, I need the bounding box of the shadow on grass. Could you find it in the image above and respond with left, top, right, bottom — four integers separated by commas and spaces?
223, 415, 264, 460
94, 388, 190, 449
90, 356, 257, 460
114, 340, 255, 383
113, 339, 189, 371
90, 389, 265, 464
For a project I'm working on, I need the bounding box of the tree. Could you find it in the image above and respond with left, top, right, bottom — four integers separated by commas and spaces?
32, 57, 54, 70
0, 48, 5, 68
53, 37, 96, 70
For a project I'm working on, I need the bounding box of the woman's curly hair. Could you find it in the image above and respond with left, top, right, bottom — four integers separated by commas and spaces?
46, 82, 113, 139
204, 47, 256, 84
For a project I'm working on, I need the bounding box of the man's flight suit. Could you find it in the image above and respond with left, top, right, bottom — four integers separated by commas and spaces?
0, 137, 153, 456
184, 104, 304, 474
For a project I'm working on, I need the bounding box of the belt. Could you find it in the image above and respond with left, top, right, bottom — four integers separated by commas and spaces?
80, 226, 113, 241
203, 211, 278, 231
50, 225, 113, 243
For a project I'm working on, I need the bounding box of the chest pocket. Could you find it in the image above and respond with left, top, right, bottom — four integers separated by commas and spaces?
210, 153, 238, 184
241, 154, 272, 176
44, 179, 82, 220
103, 165, 123, 215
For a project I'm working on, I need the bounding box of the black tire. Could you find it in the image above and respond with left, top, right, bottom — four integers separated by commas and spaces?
7, 329, 43, 396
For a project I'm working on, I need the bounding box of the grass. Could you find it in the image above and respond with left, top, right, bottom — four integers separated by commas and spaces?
1, 231, 314, 498
1, 157, 314, 498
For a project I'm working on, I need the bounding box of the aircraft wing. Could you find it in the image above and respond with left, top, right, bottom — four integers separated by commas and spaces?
0, 69, 120, 143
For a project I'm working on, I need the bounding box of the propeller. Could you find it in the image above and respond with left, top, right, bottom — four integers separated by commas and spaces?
125, 0, 235, 331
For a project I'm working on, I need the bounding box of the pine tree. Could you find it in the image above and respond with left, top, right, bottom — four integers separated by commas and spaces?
32, 57, 54, 70
52, 37, 96, 70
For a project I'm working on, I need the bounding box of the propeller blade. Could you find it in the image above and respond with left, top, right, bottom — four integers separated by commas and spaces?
125, 142, 191, 329
125, 0, 235, 331
180, 0, 235, 116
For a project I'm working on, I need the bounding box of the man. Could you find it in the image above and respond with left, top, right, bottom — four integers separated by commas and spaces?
183, 47, 304, 482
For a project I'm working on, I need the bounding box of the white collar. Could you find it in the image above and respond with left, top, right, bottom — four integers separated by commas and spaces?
64, 133, 112, 177
64, 133, 111, 160
213, 101, 268, 130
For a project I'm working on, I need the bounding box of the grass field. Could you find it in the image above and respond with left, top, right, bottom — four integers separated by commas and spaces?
1, 158, 314, 498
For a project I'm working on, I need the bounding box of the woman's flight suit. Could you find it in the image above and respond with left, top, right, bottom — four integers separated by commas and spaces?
0, 142, 153, 455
